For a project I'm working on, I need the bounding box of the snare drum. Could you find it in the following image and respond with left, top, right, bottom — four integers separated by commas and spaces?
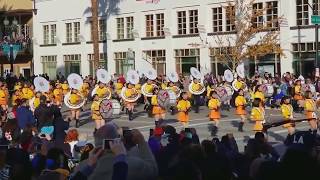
111, 99, 121, 115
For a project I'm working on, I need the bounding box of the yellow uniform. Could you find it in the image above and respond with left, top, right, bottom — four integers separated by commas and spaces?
62, 83, 69, 95
91, 100, 102, 121
177, 99, 191, 122
250, 107, 265, 131
254, 91, 265, 103
305, 98, 317, 119
81, 83, 90, 97
33, 97, 40, 109
294, 85, 303, 100
235, 95, 247, 115
96, 87, 110, 99
22, 88, 34, 100
135, 84, 142, 93
69, 93, 80, 105
206, 86, 212, 97
208, 98, 221, 120
14, 84, 22, 90
161, 83, 167, 90
0, 89, 7, 105
53, 88, 63, 103
144, 84, 153, 94
12, 94, 20, 106
281, 104, 294, 128
115, 83, 123, 95
151, 95, 165, 115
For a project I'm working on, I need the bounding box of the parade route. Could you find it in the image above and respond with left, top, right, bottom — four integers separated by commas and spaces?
65, 104, 311, 152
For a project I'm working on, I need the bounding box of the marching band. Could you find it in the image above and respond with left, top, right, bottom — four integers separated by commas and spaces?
0, 65, 319, 136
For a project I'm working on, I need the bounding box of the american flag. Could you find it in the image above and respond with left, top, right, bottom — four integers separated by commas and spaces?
136, 0, 160, 4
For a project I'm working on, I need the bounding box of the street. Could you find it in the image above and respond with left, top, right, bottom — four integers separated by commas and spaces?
62, 103, 311, 153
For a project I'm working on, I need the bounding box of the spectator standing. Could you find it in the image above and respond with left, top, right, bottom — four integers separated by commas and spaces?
16, 98, 35, 130
34, 95, 54, 130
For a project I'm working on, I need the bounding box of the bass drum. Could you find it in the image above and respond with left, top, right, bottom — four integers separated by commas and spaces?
167, 89, 177, 105
261, 84, 274, 97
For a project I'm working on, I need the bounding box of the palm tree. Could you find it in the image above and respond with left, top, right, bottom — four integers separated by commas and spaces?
91, 0, 99, 72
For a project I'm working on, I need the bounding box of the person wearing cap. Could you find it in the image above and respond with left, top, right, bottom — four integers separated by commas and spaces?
281, 96, 295, 135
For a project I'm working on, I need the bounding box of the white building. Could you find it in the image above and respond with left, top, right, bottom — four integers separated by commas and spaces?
33, 0, 320, 79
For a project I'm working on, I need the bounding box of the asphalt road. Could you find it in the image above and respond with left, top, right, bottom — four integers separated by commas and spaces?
61, 102, 312, 153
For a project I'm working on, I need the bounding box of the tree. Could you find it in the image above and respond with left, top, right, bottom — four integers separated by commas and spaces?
213, 0, 284, 72
91, 0, 99, 72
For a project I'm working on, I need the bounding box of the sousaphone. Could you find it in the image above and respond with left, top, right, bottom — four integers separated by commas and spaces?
121, 70, 141, 102
64, 73, 85, 109
141, 68, 158, 97
189, 67, 205, 95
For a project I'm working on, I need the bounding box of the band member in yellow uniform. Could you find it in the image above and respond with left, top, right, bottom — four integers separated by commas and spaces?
151, 87, 166, 126
190, 78, 203, 113
0, 84, 8, 112
69, 89, 82, 128
12, 89, 21, 107
33, 92, 42, 110
114, 79, 124, 100
96, 82, 111, 99
81, 80, 90, 99
234, 76, 244, 90
53, 83, 63, 107
208, 91, 221, 125
124, 83, 139, 121
144, 79, 155, 117
14, 82, 22, 91
304, 91, 318, 132
293, 79, 304, 112
91, 94, 104, 130
235, 89, 247, 132
61, 80, 69, 96
21, 83, 34, 100
250, 98, 265, 132
177, 92, 191, 128
254, 85, 265, 105
281, 96, 295, 135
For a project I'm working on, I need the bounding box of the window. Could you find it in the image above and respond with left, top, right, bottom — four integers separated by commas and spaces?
114, 51, 135, 74
226, 6, 235, 32
210, 48, 228, 76
43, 25, 49, 45
146, 15, 154, 37
252, 3, 263, 28
156, 13, 164, 36
189, 10, 198, 34
177, 11, 187, 35
126, 17, 134, 39
116, 18, 124, 39
174, 48, 200, 74
64, 54, 81, 75
41, 55, 57, 79
99, 19, 106, 41
143, 50, 166, 74
212, 7, 223, 32
88, 53, 107, 75
266, 1, 278, 28
66, 23, 72, 43
50, 24, 56, 44
73, 22, 80, 42
296, 0, 309, 25
314, 0, 320, 15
